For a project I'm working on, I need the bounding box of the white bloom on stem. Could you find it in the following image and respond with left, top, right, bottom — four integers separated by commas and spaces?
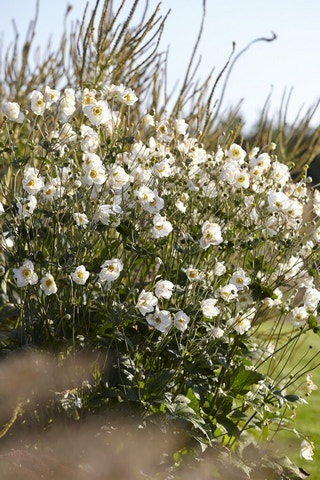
213, 261, 226, 276
71, 265, 90, 285
16, 195, 37, 218
108, 165, 132, 190
60, 88, 76, 121
30, 90, 46, 115
200, 221, 223, 249
152, 214, 173, 239
173, 118, 188, 135
229, 268, 251, 291
154, 280, 174, 299
218, 284, 238, 302
146, 308, 172, 332
119, 87, 138, 106
270, 161, 290, 186
234, 170, 250, 189
22, 168, 44, 195
174, 311, 190, 332
82, 164, 106, 186
306, 374, 318, 394
136, 290, 158, 315
135, 186, 164, 214
227, 308, 255, 334
3, 101, 24, 123
290, 306, 308, 328
73, 212, 89, 228
300, 440, 314, 461
201, 298, 220, 318
83, 100, 111, 126
40, 273, 58, 296
184, 266, 204, 282
94, 204, 122, 226
80, 125, 100, 153
303, 287, 320, 310
99, 259, 123, 283
267, 191, 290, 213
44, 86, 61, 106
13, 260, 38, 287
227, 143, 246, 164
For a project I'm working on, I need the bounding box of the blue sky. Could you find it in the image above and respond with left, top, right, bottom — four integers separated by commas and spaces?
1, 0, 320, 131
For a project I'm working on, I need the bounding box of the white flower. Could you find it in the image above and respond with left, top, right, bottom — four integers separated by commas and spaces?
146, 308, 172, 332
267, 191, 290, 212
300, 440, 314, 461
306, 374, 318, 394
0, 202, 4, 215
270, 161, 290, 186
30, 90, 46, 115
108, 165, 132, 190
44, 86, 61, 106
227, 309, 255, 334
234, 171, 250, 189
174, 311, 190, 332
99, 259, 123, 283
152, 214, 173, 239
22, 168, 44, 195
184, 267, 204, 282
119, 87, 138, 106
71, 265, 90, 285
94, 204, 122, 226
13, 260, 38, 287
3, 101, 24, 123
303, 287, 320, 310
218, 284, 238, 302
290, 306, 309, 328
136, 290, 158, 315
82, 164, 106, 186
135, 186, 164, 213
83, 100, 111, 126
154, 280, 174, 299
212, 326, 224, 338
40, 273, 58, 296
201, 298, 220, 318
16, 195, 37, 218
73, 212, 89, 228
227, 143, 246, 164
80, 125, 100, 153
229, 268, 251, 290
213, 261, 226, 276
173, 118, 188, 135
200, 221, 223, 249
60, 88, 76, 121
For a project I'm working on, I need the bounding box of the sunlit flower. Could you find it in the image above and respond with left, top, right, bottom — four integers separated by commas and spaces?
80, 125, 100, 152
44, 86, 61, 106
22, 168, 44, 195
73, 212, 89, 228
218, 284, 238, 302
306, 374, 318, 394
94, 204, 122, 226
135, 186, 164, 213
60, 88, 76, 121
82, 164, 106, 186
227, 308, 255, 334
200, 221, 223, 249
83, 100, 111, 126
146, 308, 172, 332
213, 260, 226, 276
13, 260, 38, 287
290, 306, 308, 328
300, 440, 314, 461
71, 265, 90, 285
183, 266, 204, 282
201, 298, 220, 318
3, 101, 24, 123
174, 311, 190, 332
227, 143, 246, 164
136, 290, 158, 315
303, 287, 320, 310
40, 273, 58, 296
108, 165, 132, 190
16, 195, 37, 218
156, 120, 174, 142
173, 118, 188, 135
119, 87, 138, 106
229, 268, 251, 291
154, 280, 174, 299
99, 259, 123, 283
30, 90, 46, 115
152, 214, 173, 238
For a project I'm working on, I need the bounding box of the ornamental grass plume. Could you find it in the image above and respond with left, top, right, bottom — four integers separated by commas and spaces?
0, 1, 319, 478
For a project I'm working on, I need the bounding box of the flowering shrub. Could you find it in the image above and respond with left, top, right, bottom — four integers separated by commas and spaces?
0, 1, 319, 478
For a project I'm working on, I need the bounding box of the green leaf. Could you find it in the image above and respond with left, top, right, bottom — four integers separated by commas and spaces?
228, 364, 264, 395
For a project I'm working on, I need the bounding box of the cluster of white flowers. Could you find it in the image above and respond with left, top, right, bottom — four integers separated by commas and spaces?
1, 81, 320, 345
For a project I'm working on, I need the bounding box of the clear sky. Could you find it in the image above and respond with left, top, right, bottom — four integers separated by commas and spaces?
1, 0, 320, 131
